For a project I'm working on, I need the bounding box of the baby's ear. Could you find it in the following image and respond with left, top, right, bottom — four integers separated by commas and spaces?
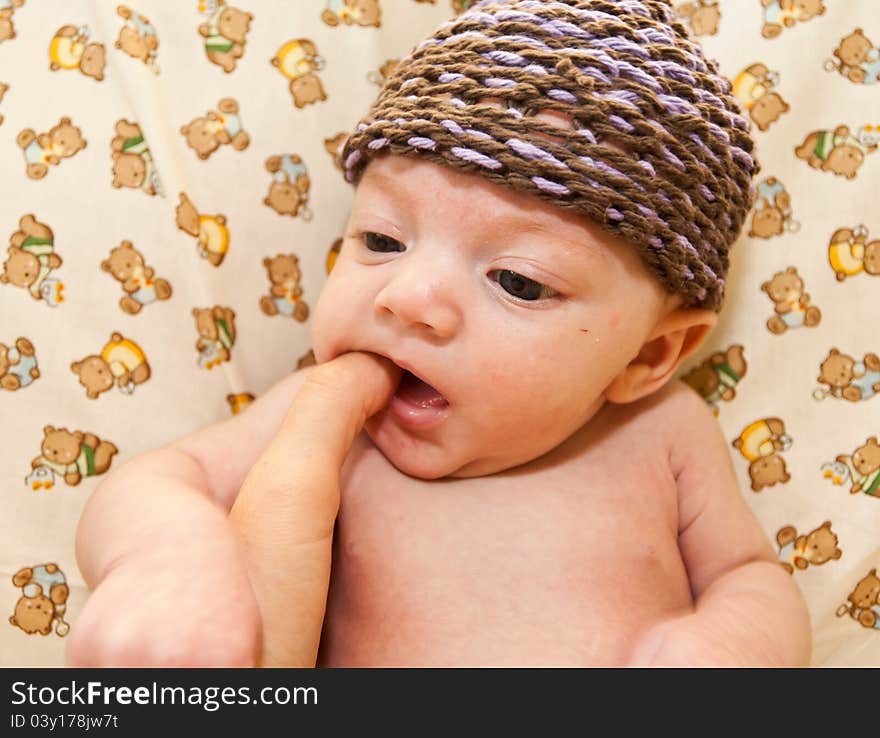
605, 306, 717, 405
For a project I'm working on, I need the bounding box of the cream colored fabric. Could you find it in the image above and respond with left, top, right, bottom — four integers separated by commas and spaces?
1, 0, 878, 666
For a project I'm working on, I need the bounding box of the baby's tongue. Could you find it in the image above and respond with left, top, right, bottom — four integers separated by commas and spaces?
395, 370, 449, 408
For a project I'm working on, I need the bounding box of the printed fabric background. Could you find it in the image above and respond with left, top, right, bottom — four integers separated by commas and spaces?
1, 0, 878, 667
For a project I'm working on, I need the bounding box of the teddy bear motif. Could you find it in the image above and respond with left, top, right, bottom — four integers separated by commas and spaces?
197, 0, 252, 73
193, 306, 236, 369
673, 0, 720, 36
0, 336, 39, 391
324, 132, 349, 172
175, 193, 230, 266
48, 24, 106, 81
272, 39, 327, 109
326, 237, 343, 274
115, 4, 158, 73
297, 349, 317, 371
16, 116, 87, 180
680, 344, 747, 416
71, 332, 151, 398
321, 0, 382, 28
825, 28, 880, 85
795, 124, 879, 180
814, 348, 880, 402
836, 569, 880, 629
260, 254, 310, 322
827, 225, 880, 281
181, 98, 250, 160
775, 521, 841, 574
748, 177, 799, 238
824, 436, 880, 497
9, 564, 70, 637
264, 154, 313, 219
1, 214, 65, 306
226, 392, 255, 415
761, 266, 821, 335
760, 0, 825, 40
0, 80, 7, 124
732, 417, 792, 492
101, 240, 172, 314
111, 118, 162, 196
31, 425, 118, 486
367, 58, 400, 87
0, 0, 25, 44
731, 63, 789, 132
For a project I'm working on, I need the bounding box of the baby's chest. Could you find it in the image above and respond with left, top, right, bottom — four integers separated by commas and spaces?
322, 426, 692, 665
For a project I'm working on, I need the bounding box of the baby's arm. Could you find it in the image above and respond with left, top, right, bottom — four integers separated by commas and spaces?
68, 366, 315, 666
628, 384, 812, 667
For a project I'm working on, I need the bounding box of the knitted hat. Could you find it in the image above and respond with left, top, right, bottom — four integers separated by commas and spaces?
341, 0, 759, 312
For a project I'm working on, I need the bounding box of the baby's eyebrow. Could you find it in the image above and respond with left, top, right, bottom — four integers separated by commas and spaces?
490, 214, 609, 267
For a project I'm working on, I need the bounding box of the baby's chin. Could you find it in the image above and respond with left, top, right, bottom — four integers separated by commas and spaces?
363, 414, 526, 480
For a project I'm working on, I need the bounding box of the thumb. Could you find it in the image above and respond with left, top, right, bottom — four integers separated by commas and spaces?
229, 351, 401, 667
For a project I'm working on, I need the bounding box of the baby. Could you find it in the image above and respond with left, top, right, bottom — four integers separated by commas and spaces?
69, 0, 810, 666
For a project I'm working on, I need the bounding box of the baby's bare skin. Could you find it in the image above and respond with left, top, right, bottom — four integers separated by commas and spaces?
320, 381, 688, 666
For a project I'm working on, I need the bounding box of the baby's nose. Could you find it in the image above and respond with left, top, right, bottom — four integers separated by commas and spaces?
373, 258, 461, 337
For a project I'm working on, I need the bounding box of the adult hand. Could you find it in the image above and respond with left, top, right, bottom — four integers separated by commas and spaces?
229, 351, 402, 667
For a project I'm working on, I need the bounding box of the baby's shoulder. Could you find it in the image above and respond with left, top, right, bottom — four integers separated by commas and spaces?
612, 377, 709, 440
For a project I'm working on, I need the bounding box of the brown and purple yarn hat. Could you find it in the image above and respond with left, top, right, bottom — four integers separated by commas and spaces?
341, 0, 759, 312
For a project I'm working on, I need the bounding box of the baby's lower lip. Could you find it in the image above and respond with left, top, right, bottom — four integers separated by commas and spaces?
389, 370, 450, 427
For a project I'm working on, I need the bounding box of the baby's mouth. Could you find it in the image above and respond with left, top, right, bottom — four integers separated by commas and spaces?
394, 369, 449, 408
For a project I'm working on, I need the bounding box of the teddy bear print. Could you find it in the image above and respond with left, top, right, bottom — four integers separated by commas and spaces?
297, 349, 318, 371
111, 118, 162, 196
115, 5, 158, 73
16, 116, 87, 180
760, 0, 825, 40
9, 564, 69, 637
193, 305, 236, 369
260, 254, 310, 322
836, 569, 880, 629
0, 337, 39, 391
731, 63, 788, 132
732, 417, 792, 492
181, 98, 250, 160
48, 24, 106, 81
673, 0, 720, 36
825, 436, 880, 497
175, 193, 230, 266
0, 0, 24, 44
198, 0, 252, 73
327, 237, 343, 274
226, 392, 255, 415
101, 240, 172, 314
795, 124, 879, 180
324, 132, 349, 171
1, 214, 65, 306
680, 344, 747, 416
321, 0, 382, 28
264, 154, 313, 219
826, 225, 880, 281
761, 266, 821, 335
31, 425, 118, 487
272, 39, 327, 109
367, 58, 400, 87
0, 80, 7, 124
826, 28, 880, 85
814, 348, 880, 402
71, 332, 151, 398
775, 521, 841, 574
748, 177, 799, 238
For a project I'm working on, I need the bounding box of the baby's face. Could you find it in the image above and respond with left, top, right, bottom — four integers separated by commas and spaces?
311, 153, 677, 479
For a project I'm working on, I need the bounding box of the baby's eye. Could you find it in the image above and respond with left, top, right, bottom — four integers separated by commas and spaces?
491, 269, 558, 302
364, 231, 404, 253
